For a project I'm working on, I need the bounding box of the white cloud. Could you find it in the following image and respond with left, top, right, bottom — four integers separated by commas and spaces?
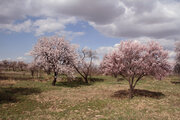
169, 51, 176, 58
95, 46, 113, 65
96, 43, 122, 57
57, 30, 84, 40
0, 0, 179, 65
33, 17, 77, 36
16, 56, 26, 61
88, 0, 180, 40
95, 44, 121, 65
7, 58, 11, 61
93, 59, 102, 66
33, 18, 65, 36
0, 0, 180, 41
24, 52, 31, 56
167, 50, 176, 65
0, 0, 122, 38
0, 0, 124, 24
0, 20, 32, 32
95, 37, 177, 65
130, 37, 177, 63
96, 46, 114, 56
128, 37, 176, 50
0, 17, 83, 38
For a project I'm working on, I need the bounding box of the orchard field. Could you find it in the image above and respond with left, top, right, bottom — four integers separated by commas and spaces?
0, 71, 180, 120
1, 0, 180, 120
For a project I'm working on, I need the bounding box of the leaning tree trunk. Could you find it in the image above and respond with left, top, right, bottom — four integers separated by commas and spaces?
52, 72, 57, 86
82, 74, 89, 84
84, 76, 88, 84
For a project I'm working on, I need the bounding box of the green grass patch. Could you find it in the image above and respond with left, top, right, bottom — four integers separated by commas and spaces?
0, 71, 180, 119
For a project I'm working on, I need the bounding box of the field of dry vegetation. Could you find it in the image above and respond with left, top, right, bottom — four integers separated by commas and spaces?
0, 71, 180, 120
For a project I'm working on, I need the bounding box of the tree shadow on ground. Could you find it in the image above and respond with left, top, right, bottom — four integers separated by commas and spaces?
171, 77, 180, 84
56, 77, 104, 88
0, 76, 33, 80
117, 78, 124, 82
0, 75, 45, 81
112, 89, 165, 99
171, 81, 180, 84
0, 87, 42, 104
89, 77, 104, 82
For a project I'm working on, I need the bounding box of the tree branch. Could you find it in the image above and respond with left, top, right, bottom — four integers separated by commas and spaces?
133, 74, 144, 89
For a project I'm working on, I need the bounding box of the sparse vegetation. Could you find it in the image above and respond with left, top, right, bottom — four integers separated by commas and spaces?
1, 0, 180, 119
0, 71, 180, 120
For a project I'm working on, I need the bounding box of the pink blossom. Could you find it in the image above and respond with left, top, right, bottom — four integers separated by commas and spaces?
100, 40, 171, 98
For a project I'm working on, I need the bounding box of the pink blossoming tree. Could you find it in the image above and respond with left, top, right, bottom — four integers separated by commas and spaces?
100, 53, 119, 78
30, 36, 77, 86
101, 41, 171, 98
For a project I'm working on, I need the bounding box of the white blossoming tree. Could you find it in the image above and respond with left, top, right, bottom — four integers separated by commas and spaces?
31, 36, 77, 86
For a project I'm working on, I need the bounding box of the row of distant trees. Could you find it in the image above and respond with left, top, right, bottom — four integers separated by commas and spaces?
0, 60, 27, 71
0, 60, 43, 78
0, 58, 101, 77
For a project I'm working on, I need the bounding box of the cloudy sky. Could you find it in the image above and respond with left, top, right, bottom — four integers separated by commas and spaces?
0, 0, 179, 64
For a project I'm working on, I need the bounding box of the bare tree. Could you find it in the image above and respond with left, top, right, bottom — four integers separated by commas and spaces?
0, 61, 3, 72
174, 41, 180, 75
2, 60, 10, 70
28, 62, 39, 77
72, 48, 97, 83
17, 61, 27, 71
9, 61, 17, 71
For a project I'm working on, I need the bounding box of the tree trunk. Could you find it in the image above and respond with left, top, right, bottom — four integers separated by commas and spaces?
46, 68, 51, 75
129, 84, 134, 99
37, 71, 40, 78
52, 72, 57, 86
114, 73, 117, 78
84, 76, 88, 84
31, 70, 34, 77
39, 70, 42, 78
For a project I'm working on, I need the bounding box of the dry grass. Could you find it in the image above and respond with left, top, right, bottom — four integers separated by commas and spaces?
0, 80, 17, 86
0, 71, 180, 120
